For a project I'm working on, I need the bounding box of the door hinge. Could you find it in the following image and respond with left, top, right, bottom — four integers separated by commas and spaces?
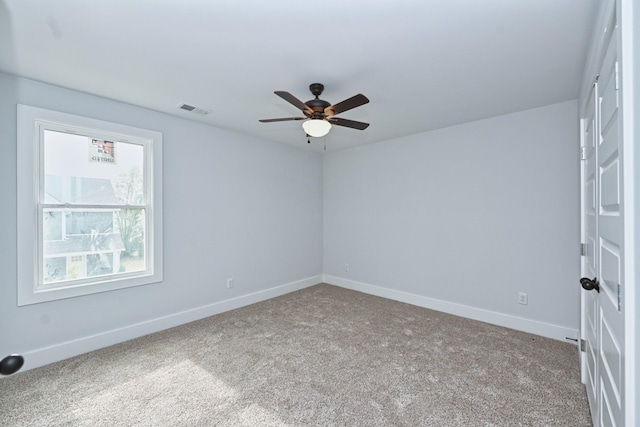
580, 243, 587, 256
580, 339, 586, 352
580, 146, 588, 160
614, 61, 619, 91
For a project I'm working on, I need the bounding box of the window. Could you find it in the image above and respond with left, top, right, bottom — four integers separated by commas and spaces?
17, 105, 163, 305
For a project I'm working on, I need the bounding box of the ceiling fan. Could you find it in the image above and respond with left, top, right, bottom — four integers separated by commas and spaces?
259, 83, 369, 138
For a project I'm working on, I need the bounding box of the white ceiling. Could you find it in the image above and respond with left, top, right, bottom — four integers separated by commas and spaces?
0, 0, 599, 153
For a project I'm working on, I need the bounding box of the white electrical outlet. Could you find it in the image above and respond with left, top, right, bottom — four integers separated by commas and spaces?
344, 263, 350, 272
518, 292, 528, 305
227, 277, 234, 289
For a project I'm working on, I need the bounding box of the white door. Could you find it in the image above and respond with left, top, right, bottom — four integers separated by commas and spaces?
580, 9, 625, 427
581, 80, 599, 423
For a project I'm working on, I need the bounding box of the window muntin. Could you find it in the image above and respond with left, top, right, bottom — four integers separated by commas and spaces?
17, 105, 163, 305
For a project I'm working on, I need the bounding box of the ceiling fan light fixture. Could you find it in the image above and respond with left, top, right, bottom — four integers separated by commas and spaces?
302, 119, 331, 137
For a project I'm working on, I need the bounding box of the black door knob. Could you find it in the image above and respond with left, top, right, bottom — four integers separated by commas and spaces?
580, 277, 600, 293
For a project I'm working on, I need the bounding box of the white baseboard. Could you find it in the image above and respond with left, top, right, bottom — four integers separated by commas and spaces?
323, 275, 578, 343
10, 274, 577, 376
17, 275, 322, 374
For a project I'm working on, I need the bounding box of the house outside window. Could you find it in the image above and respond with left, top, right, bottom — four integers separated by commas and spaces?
17, 105, 163, 305
43, 176, 126, 285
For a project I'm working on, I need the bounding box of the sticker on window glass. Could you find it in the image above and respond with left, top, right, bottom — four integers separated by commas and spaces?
90, 139, 116, 164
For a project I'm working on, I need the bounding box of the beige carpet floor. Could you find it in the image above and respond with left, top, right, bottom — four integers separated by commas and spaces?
0, 284, 591, 426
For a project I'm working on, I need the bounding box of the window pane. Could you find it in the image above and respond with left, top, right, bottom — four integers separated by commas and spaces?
116, 209, 146, 274
43, 130, 145, 206
44, 257, 67, 283
43, 211, 63, 241
87, 253, 114, 277
66, 211, 113, 235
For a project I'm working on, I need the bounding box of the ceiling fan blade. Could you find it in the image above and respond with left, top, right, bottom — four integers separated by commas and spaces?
259, 117, 307, 123
325, 94, 369, 116
274, 91, 313, 114
327, 117, 370, 130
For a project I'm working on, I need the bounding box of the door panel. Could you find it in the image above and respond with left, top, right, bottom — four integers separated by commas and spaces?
601, 317, 622, 401
596, 22, 624, 427
600, 161, 619, 209
600, 244, 620, 300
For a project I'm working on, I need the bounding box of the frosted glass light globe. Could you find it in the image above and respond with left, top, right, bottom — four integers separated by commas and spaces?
302, 119, 331, 137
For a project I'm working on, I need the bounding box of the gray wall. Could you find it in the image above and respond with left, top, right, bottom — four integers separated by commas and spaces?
323, 101, 580, 332
0, 72, 582, 371
0, 73, 324, 369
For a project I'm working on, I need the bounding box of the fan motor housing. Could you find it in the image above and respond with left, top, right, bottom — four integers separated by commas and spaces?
306, 83, 330, 113
305, 98, 331, 113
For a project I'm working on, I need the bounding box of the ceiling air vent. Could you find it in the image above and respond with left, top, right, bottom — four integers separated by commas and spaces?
177, 103, 212, 115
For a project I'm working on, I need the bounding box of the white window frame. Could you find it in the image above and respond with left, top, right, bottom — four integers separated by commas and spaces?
17, 105, 163, 306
